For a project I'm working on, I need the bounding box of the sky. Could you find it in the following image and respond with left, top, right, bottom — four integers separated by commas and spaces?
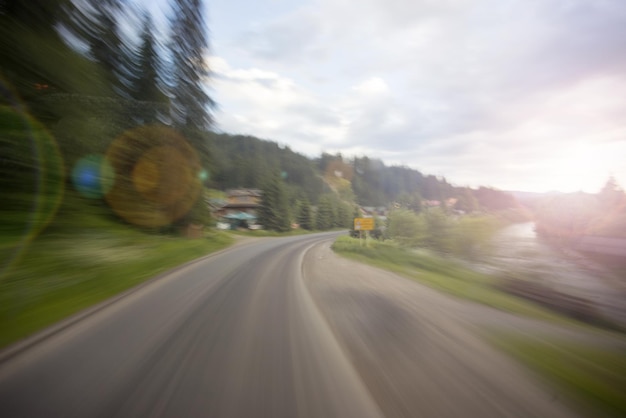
194, 0, 625, 193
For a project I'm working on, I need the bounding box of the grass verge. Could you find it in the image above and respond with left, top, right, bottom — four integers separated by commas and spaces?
332, 235, 626, 415
486, 333, 626, 417
0, 193, 233, 349
331, 236, 576, 325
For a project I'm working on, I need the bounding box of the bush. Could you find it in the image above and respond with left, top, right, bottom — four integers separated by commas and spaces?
386, 209, 425, 247
451, 216, 500, 260
386, 207, 500, 260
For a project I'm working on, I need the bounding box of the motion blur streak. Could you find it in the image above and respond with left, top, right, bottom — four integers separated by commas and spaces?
0, 233, 380, 418
304, 241, 586, 418
0, 91, 65, 279
2, 232, 616, 417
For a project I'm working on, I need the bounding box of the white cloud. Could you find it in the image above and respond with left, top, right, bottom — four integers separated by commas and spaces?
208, 0, 626, 192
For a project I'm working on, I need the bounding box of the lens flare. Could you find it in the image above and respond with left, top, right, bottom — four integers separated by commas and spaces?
105, 125, 202, 228
0, 83, 65, 278
71, 154, 114, 199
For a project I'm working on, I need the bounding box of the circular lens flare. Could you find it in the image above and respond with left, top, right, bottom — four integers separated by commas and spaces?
105, 125, 202, 228
71, 154, 114, 199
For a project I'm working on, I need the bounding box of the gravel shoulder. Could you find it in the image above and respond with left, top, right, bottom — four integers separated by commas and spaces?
303, 240, 625, 417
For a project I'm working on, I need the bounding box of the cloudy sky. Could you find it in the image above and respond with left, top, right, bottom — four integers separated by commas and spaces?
200, 0, 626, 193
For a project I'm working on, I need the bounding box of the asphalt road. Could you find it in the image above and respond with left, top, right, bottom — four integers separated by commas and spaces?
0, 232, 581, 417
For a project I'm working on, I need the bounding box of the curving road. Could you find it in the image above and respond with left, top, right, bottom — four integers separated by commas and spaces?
0, 232, 581, 417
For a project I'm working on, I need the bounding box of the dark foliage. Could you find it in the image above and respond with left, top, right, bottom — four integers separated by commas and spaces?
258, 173, 291, 232
169, 0, 214, 132
205, 133, 325, 203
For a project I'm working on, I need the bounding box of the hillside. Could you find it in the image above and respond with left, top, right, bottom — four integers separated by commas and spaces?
203, 132, 518, 213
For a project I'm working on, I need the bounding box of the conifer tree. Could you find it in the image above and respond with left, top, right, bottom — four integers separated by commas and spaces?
77, 0, 133, 98
315, 195, 335, 230
297, 199, 313, 230
169, 0, 214, 132
130, 12, 168, 123
258, 173, 291, 232
335, 200, 352, 228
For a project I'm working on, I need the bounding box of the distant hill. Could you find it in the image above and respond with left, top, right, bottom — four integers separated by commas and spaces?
205, 131, 519, 212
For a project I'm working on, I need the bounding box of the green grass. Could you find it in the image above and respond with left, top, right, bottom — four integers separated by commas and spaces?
331, 236, 575, 325
0, 192, 233, 348
486, 333, 626, 417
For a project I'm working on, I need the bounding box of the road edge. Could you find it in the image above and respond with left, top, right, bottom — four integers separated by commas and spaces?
0, 237, 260, 365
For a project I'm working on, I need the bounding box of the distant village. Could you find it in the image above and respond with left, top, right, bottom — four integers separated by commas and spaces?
208, 188, 460, 231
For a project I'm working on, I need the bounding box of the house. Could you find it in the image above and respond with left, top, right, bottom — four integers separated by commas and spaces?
214, 188, 262, 228
360, 206, 388, 217
359, 206, 388, 225
215, 188, 262, 216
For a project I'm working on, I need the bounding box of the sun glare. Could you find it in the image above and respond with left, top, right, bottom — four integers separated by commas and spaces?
546, 142, 609, 193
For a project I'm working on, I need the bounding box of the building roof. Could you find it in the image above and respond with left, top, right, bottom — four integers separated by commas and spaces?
221, 202, 260, 209
226, 188, 262, 198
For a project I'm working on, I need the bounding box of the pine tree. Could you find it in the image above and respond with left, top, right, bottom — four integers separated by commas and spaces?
335, 200, 352, 228
130, 12, 168, 123
297, 199, 313, 230
54, 0, 139, 133
169, 0, 214, 132
315, 195, 335, 230
66, 0, 133, 98
258, 174, 291, 232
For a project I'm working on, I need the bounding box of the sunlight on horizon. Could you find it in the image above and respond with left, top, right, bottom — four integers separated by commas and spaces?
539, 142, 618, 194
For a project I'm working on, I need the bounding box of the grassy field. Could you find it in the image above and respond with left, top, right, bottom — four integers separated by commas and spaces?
486, 333, 626, 418
0, 192, 233, 349
331, 235, 573, 324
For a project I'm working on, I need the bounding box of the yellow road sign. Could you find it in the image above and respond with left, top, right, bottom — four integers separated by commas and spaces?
354, 217, 374, 231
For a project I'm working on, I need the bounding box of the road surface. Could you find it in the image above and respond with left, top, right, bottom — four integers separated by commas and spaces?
0, 232, 586, 417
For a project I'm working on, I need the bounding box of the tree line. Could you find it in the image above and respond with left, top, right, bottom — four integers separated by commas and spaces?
1, 0, 214, 229
533, 177, 626, 240
254, 170, 354, 233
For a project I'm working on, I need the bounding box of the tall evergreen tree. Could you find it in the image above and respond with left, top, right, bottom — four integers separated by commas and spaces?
258, 174, 291, 232
297, 199, 313, 230
61, 0, 133, 98
93, 0, 124, 92
169, 0, 214, 132
315, 195, 335, 230
53, 0, 139, 134
130, 12, 168, 123
335, 200, 352, 228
